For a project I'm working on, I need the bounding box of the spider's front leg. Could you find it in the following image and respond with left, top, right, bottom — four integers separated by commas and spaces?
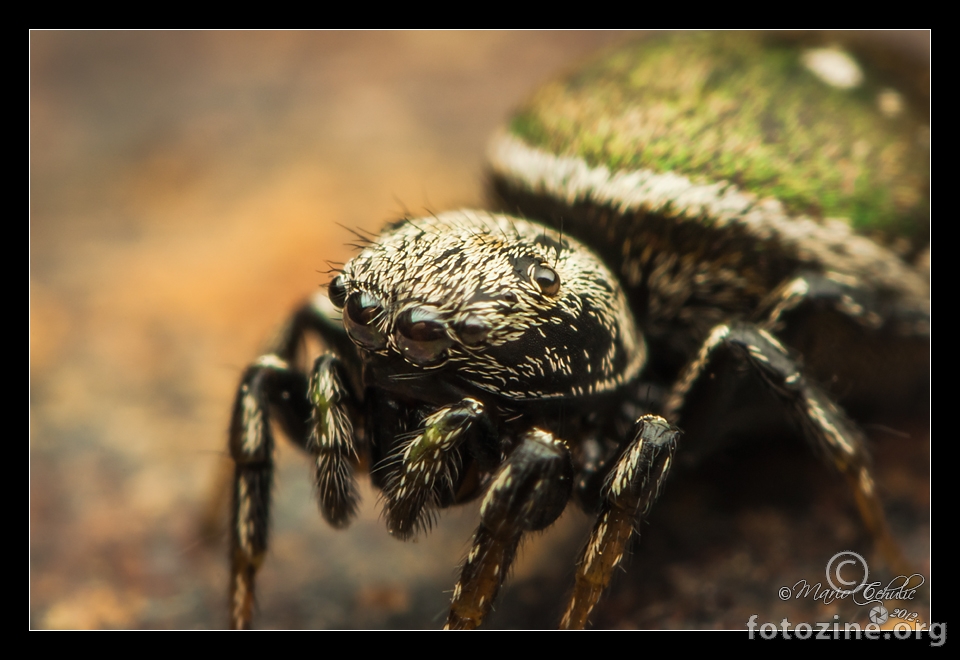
445, 429, 575, 630
228, 294, 362, 629
561, 415, 678, 630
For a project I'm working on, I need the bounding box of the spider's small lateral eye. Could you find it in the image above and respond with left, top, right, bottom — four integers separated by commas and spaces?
397, 307, 453, 367
328, 276, 347, 309
456, 315, 489, 347
533, 264, 561, 297
343, 292, 387, 350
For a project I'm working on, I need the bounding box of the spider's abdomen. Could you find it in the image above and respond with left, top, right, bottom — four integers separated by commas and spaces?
488, 33, 929, 402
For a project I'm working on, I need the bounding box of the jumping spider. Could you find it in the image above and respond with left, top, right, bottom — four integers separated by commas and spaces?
225, 33, 929, 629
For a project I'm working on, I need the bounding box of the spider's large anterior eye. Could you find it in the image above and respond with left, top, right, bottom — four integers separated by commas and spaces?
328, 275, 347, 309
343, 292, 387, 350
396, 307, 453, 366
533, 264, 560, 296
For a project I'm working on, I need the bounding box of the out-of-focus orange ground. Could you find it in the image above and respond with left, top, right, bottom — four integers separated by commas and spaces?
30, 31, 930, 630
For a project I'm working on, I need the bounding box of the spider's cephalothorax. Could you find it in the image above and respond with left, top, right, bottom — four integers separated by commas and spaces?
334, 213, 645, 402
226, 33, 928, 629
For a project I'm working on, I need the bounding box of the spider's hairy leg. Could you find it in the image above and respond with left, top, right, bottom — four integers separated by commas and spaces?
758, 272, 929, 339
757, 272, 929, 413
228, 355, 311, 629
560, 415, 677, 630
754, 273, 926, 575
665, 321, 910, 576
308, 354, 361, 527
383, 398, 488, 540
277, 294, 364, 525
445, 429, 574, 630
273, 292, 362, 376
228, 293, 362, 629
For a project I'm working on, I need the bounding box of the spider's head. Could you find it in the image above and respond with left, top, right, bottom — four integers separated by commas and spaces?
329, 211, 644, 403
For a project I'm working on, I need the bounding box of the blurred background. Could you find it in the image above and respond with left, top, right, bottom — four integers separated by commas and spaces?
30, 31, 929, 630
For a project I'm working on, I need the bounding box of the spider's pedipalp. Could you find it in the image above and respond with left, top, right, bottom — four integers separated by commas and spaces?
382, 398, 486, 539
308, 354, 361, 528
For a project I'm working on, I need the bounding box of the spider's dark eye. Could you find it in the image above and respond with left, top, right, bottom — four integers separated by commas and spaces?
456, 315, 489, 347
396, 307, 453, 367
328, 276, 347, 309
533, 264, 560, 296
343, 292, 387, 350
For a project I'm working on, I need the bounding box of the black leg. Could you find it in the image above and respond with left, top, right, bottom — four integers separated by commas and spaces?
446, 429, 574, 630
561, 415, 678, 629
664, 321, 909, 575
228, 356, 310, 629
227, 293, 362, 629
